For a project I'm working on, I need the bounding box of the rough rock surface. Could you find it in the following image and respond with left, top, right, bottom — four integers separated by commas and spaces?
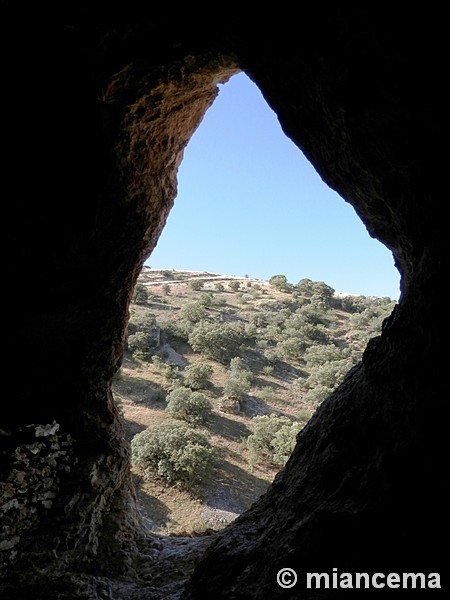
2, 5, 447, 599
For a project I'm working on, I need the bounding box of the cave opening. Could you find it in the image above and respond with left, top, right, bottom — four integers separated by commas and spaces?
119, 70, 401, 537
3, 12, 446, 598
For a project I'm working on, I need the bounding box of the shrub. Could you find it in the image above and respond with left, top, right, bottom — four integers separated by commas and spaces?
269, 274, 292, 292
180, 301, 207, 325
304, 344, 344, 367
302, 385, 333, 407
247, 414, 301, 468
189, 279, 204, 291
184, 362, 213, 390
198, 293, 213, 307
131, 420, 215, 490
306, 358, 354, 389
188, 321, 246, 364
165, 386, 212, 424
223, 357, 254, 400
127, 331, 155, 359
271, 421, 302, 466
132, 283, 149, 305
223, 374, 251, 400
228, 280, 241, 292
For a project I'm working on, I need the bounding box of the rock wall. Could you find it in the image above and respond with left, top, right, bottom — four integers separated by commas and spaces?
2, 5, 447, 599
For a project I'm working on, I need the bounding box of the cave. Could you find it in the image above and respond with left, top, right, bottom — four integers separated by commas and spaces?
2, 5, 447, 599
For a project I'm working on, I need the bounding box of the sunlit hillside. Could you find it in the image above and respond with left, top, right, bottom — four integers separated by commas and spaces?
112, 267, 396, 535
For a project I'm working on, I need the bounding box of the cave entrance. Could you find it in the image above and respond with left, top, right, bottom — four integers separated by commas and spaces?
114, 71, 400, 536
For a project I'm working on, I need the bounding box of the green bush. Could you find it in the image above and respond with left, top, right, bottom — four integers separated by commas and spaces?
183, 362, 213, 390
302, 385, 333, 407
127, 331, 155, 359
188, 321, 246, 364
247, 414, 301, 468
223, 374, 251, 400
269, 274, 292, 292
223, 357, 254, 400
132, 283, 149, 305
165, 386, 212, 424
180, 301, 208, 325
189, 279, 204, 291
271, 421, 302, 466
304, 344, 345, 367
131, 420, 215, 490
306, 358, 353, 389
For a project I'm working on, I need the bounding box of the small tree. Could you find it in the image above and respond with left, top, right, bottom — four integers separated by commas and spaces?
131, 420, 215, 490
223, 357, 254, 400
223, 373, 251, 401
301, 385, 332, 407
166, 386, 212, 425
180, 301, 207, 325
305, 358, 353, 389
246, 414, 301, 468
127, 331, 154, 359
188, 321, 246, 364
189, 279, 204, 291
184, 362, 213, 390
228, 280, 241, 292
269, 274, 292, 292
132, 283, 149, 305
271, 421, 302, 466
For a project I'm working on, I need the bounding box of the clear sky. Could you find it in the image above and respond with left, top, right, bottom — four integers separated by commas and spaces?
145, 72, 400, 300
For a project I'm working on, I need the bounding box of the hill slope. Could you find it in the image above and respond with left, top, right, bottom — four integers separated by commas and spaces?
112, 267, 396, 534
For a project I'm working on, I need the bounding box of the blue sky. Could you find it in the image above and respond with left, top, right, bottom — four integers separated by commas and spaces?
145, 72, 400, 300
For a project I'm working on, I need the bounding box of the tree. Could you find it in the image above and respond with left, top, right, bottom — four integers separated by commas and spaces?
165, 386, 212, 424
224, 357, 254, 398
223, 372, 252, 401
301, 385, 332, 407
189, 279, 204, 291
305, 358, 354, 389
228, 280, 241, 292
180, 301, 207, 325
304, 344, 345, 367
269, 274, 292, 292
131, 420, 215, 490
127, 331, 155, 359
246, 415, 301, 468
271, 421, 302, 466
184, 362, 213, 390
132, 283, 149, 305
296, 278, 315, 297
188, 321, 246, 364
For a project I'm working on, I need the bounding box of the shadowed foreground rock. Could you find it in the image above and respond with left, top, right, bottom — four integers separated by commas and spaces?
2, 5, 447, 599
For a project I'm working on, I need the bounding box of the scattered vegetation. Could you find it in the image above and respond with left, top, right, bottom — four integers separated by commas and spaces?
114, 267, 396, 535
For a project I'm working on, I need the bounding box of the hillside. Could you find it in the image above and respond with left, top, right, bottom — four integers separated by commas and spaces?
112, 267, 396, 535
